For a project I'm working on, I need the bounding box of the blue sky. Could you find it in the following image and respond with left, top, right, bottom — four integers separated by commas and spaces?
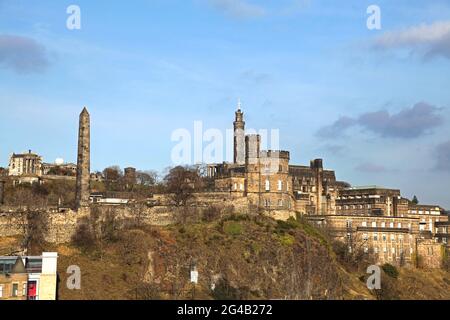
1, 0, 450, 207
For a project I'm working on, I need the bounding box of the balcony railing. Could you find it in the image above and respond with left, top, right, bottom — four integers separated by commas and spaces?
435, 221, 450, 227
356, 226, 410, 233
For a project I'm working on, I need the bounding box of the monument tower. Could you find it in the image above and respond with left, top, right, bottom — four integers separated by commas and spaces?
233, 99, 246, 165
75, 107, 91, 209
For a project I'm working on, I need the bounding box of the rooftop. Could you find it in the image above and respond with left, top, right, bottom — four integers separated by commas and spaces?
346, 185, 389, 190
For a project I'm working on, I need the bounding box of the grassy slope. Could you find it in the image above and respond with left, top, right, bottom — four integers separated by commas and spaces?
56, 215, 373, 300
2, 215, 450, 300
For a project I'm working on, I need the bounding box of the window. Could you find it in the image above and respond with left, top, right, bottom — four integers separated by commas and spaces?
22, 283, 27, 296
363, 233, 368, 240
382, 234, 387, 241
265, 180, 270, 192
0, 285, 3, 298
374, 234, 378, 241
278, 180, 282, 191
362, 221, 367, 227
390, 222, 394, 228
234, 183, 237, 191
278, 199, 283, 207
12, 283, 18, 297
240, 183, 244, 191
381, 222, 386, 228
372, 222, 377, 228
397, 222, 402, 228
279, 165, 283, 173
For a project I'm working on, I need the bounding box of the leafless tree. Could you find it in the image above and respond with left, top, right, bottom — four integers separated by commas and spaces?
5, 187, 49, 254
163, 166, 203, 223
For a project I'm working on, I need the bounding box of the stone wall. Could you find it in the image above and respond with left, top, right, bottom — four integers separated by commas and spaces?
0, 191, 292, 245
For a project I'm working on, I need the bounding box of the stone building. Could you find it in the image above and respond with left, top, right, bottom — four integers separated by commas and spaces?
205, 104, 449, 268
207, 103, 341, 215
335, 186, 409, 217
290, 159, 343, 216
8, 150, 43, 177
308, 186, 449, 267
42, 162, 77, 176
0, 252, 58, 300
124, 167, 137, 190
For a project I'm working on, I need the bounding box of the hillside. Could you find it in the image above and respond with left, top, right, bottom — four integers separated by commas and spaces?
2, 214, 450, 300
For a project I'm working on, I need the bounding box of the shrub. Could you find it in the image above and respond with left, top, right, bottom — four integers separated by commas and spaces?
72, 220, 95, 253
381, 263, 399, 279
119, 230, 149, 266
278, 234, 295, 246
223, 221, 243, 236
275, 218, 299, 234
202, 206, 221, 222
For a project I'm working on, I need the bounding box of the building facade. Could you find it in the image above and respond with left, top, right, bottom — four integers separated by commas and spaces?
309, 186, 449, 268
0, 252, 58, 301
8, 151, 43, 177
206, 105, 449, 268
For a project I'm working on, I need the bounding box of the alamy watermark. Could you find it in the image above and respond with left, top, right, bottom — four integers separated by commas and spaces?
171, 121, 280, 168
366, 265, 381, 290
367, 5, 381, 30
67, 265, 81, 290
66, 5, 81, 30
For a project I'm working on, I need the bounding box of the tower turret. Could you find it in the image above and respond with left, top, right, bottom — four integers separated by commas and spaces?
234, 99, 246, 165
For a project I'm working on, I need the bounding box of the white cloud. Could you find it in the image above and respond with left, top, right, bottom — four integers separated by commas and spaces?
373, 21, 450, 60
207, 0, 266, 18
0, 34, 50, 73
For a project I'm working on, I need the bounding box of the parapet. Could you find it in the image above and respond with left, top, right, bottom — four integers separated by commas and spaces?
260, 150, 290, 160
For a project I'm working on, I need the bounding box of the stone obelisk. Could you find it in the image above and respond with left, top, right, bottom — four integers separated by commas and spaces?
75, 107, 91, 209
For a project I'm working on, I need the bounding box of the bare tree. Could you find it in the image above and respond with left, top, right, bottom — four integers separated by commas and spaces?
136, 170, 158, 187
163, 166, 203, 224
5, 187, 49, 254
